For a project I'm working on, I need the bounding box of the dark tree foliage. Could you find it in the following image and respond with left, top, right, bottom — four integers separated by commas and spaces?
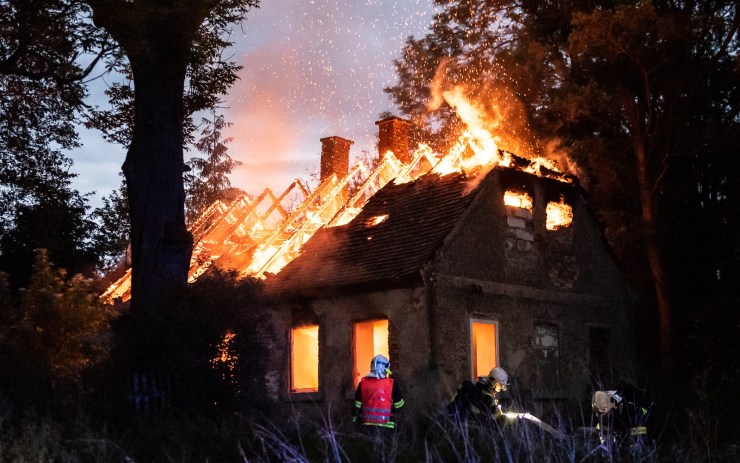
387, 0, 739, 373
185, 110, 242, 224
89, 179, 130, 274
84, 11, 244, 150
0, 0, 111, 288
0, 188, 97, 292
107, 268, 266, 415
0, 249, 116, 407
2, 0, 259, 326
0, 0, 106, 213
180, 269, 267, 413
0, 76, 82, 214
554, 2, 739, 370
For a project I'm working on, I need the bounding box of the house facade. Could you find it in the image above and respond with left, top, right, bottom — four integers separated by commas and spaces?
262, 130, 635, 419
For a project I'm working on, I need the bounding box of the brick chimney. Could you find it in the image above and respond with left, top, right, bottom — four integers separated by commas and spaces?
375, 116, 412, 164
320, 136, 353, 182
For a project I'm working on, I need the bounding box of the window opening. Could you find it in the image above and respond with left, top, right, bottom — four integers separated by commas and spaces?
470, 320, 498, 379
546, 196, 573, 230
353, 319, 389, 387
503, 190, 534, 250
291, 325, 319, 392
533, 323, 560, 391
503, 190, 533, 209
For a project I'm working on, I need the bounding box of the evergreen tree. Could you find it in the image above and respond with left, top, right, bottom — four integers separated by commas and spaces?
90, 179, 131, 274
185, 110, 242, 223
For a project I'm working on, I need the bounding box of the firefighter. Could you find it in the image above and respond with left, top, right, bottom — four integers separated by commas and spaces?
592, 381, 654, 448
353, 354, 405, 429
448, 366, 510, 423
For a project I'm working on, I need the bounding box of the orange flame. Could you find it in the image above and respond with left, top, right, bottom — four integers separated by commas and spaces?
504, 190, 533, 210
103, 72, 577, 303
546, 196, 573, 230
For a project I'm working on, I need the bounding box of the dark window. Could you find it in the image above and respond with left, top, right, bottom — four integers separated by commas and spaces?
533, 323, 560, 392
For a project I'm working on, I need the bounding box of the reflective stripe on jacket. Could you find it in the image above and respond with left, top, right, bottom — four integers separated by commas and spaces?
360, 377, 394, 425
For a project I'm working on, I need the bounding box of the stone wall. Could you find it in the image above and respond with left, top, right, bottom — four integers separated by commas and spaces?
428, 169, 634, 409
263, 286, 431, 420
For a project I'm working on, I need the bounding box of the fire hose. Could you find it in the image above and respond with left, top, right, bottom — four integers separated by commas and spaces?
502, 411, 565, 439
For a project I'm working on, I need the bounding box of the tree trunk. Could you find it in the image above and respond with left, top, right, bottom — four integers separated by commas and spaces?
123, 47, 193, 316
635, 141, 674, 373
88, 1, 202, 317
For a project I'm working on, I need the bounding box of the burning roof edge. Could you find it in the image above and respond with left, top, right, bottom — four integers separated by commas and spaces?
264, 168, 509, 297
264, 162, 605, 301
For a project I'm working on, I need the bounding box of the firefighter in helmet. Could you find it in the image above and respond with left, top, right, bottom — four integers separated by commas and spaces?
353, 354, 405, 429
592, 381, 654, 446
448, 366, 510, 422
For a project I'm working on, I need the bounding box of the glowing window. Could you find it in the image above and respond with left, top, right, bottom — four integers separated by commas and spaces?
353, 319, 389, 387
503, 190, 533, 210
291, 325, 319, 392
471, 320, 498, 379
546, 196, 573, 230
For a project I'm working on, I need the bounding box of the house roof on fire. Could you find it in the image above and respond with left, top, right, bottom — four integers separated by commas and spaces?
267, 170, 479, 296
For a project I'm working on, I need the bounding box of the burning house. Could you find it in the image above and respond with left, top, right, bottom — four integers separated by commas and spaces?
104, 113, 635, 417
262, 118, 634, 418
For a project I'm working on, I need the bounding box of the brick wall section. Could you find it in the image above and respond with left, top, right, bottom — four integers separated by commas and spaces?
320, 136, 353, 182
505, 206, 535, 252
375, 116, 412, 164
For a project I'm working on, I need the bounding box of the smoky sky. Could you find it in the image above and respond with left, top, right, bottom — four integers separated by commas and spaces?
218, 0, 435, 194
71, 1, 435, 206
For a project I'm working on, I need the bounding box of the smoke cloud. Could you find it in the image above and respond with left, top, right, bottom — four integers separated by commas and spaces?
223, 0, 436, 195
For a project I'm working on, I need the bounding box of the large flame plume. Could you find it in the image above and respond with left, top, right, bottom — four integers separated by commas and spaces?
102, 67, 576, 303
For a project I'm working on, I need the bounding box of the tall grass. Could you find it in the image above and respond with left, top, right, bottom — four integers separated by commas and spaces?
1, 404, 737, 462
239, 406, 655, 463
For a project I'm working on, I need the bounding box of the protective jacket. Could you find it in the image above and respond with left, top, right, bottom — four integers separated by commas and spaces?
594, 382, 654, 440
448, 377, 503, 421
353, 377, 405, 428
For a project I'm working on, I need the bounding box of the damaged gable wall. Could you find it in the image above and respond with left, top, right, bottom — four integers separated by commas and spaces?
427, 167, 634, 404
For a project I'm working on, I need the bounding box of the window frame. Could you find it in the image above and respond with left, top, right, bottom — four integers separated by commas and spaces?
531, 321, 564, 398
469, 318, 500, 380
352, 318, 389, 388
290, 324, 320, 393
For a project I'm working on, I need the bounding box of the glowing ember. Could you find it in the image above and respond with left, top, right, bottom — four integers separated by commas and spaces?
213, 331, 237, 364
504, 190, 533, 210
367, 214, 389, 226
211, 330, 238, 385
546, 196, 573, 230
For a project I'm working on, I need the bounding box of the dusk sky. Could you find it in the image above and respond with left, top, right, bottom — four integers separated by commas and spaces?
72, 0, 437, 206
